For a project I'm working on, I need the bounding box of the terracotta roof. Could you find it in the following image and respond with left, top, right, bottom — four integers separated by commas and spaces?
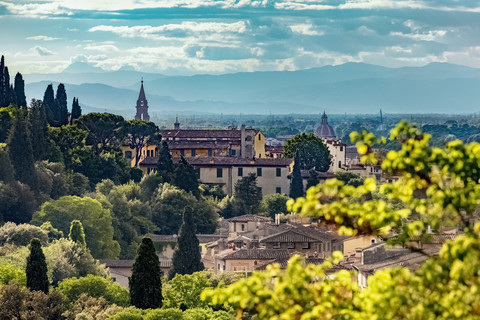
150, 234, 226, 244
166, 140, 237, 149
228, 214, 273, 223
217, 248, 290, 260
197, 234, 226, 243
140, 156, 293, 167
265, 145, 284, 153
298, 170, 336, 180
260, 224, 338, 243
389, 233, 458, 244
160, 129, 242, 139
253, 256, 352, 271
100, 258, 172, 268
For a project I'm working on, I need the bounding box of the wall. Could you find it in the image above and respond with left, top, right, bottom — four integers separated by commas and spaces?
343, 235, 380, 257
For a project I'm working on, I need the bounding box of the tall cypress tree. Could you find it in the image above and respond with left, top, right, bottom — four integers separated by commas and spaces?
56, 83, 68, 126
157, 141, 173, 181
0, 149, 14, 183
14, 72, 26, 108
129, 237, 163, 309
28, 99, 48, 161
172, 156, 199, 198
43, 84, 57, 126
168, 208, 204, 280
0, 55, 5, 108
1, 66, 11, 108
26, 238, 49, 293
289, 153, 304, 199
69, 220, 86, 247
7, 109, 37, 190
306, 169, 320, 190
70, 97, 82, 123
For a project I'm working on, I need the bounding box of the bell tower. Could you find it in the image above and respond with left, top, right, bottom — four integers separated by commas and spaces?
135, 79, 150, 121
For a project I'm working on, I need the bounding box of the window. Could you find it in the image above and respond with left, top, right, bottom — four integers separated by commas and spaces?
208, 149, 212, 157
238, 167, 243, 177
218, 264, 220, 270
241, 224, 245, 231
302, 242, 310, 249
217, 168, 223, 178
340, 146, 343, 151
276, 168, 281, 177
258, 135, 261, 141
180, 149, 184, 156
223, 265, 226, 270
276, 187, 282, 194
231, 149, 237, 156
287, 242, 295, 249
371, 239, 376, 244
338, 161, 342, 168
273, 242, 280, 249
124, 151, 132, 159
257, 168, 262, 177
191, 149, 196, 157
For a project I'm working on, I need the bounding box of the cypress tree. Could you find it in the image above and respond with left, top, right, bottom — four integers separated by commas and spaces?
233, 173, 262, 215
7, 84, 15, 107
172, 156, 199, 198
7, 109, 37, 190
306, 169, 320, 190
129, 237, 163, 309
28, 99, 48, 161
56, 83, 68, 126
69, 220, 86, 247
14, 72, 26, 108
289, 153, 304, 199
70, 97, 82, 123
168, 207, 204, 280
0, 56, 5, 108
26, 238, 49, 293
157, 141, 173, 182
43, 84, 57, 126
1, 66, 11, 108
0, 149, 14, 183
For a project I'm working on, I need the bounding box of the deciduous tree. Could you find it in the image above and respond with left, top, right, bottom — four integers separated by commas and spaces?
232, 173, 262, 215
283, 133, 331, 171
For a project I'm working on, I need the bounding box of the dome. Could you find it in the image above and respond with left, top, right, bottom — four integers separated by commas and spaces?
314, 112, 336, 139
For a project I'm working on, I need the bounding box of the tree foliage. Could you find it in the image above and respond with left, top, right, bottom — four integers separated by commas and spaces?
289, 153, 304, 199
260, 193, 289, 218
283, 133, 331, 171
26, 238, 49, 293
118, 119, 159, 167
129, 237, 163, 309
0, 263, 26, 286
75, 113, 124, 154
172, 157, 200, 198
232, 173, 262, 215
204, 121, 480, 320
69, 220, 87, 247
0, 222, 48, 247
168, 208, 204, 280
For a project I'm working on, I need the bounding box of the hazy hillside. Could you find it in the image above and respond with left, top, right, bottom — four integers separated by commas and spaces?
24, 63, 480, 115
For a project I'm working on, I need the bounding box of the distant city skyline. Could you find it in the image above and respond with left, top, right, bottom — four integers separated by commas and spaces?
1, 0, 480, 75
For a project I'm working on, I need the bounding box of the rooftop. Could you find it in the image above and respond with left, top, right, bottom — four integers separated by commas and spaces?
217, 248, 291, 260
140, 156, 293, 167
228, 214, 273, 223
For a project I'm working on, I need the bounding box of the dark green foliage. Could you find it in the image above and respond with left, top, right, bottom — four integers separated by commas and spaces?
75, 112, 125, 154
14, 73, 26, 108
26, 238, 49, 293
0, 181, 36, 223
129, 167, 143, 183
7, 109, 37, 190
219, 196, 235, 219
200, 184, 226, 200
0, 222, 48, 247
283, 133, 331, 171
233, 173, 262, 215
0, 149, 14, 183
118, 119, 160, 166
43, 84, 57, 126
70, 97, 81, 123
306, 169, 320, 190
260, 193, 289, 218
289, 154, 304, 199
0, 107, 12, 142
0, 55, 5, 108
157, 141, 173, 181
69, 220, 86, 247
55, 83, 69, 126
29, 99, 48, 161
129, 237, 163, 309
168, 208, 204, 280
40, 222, 64, 242
172, 156, 199, 198
335, 171, 365, 187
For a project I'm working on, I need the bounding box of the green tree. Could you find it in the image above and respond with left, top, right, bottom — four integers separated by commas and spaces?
0, 106, 12, 142
43, 84, 57, 127
75, 113, 125, 154
29, 99, 49, 161
58, 275, 129, 307
0, 181, 37, 223
14, 73, 26, 108
40, 222, 64, 242
172, 156, 200, 198
335, 171, 365, 187
70, 97, 82, 124
305, 168, 320, 190
0, 148, 14, 183
118, 119, 159, 167
69, 220, 86, 247
0, 263, 26, 286
7, 109, 37, 190
32, 196, 120, 259
157, 140, 174, 181
129, 237, 163, 309
26, 238, 49, 293
168, 208, 204, 280
62, 293, 124, 320
232, 173, 262, 215
0, 222, 48, 247
55, 83, 68, 126
289, 153, 304, 199
283, 133, 331, 171
260, 193, 288, 218
163, 272, 212, 309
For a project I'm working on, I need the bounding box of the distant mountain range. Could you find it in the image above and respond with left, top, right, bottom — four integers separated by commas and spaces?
24, 62, 480, 116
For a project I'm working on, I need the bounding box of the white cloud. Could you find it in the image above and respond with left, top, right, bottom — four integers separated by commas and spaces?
26, 35, 60, 41
32, 45, 54, 56
84, 44, 120, 52
290, 24, 323, 36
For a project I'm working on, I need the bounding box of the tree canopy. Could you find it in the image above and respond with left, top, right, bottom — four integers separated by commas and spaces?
283, 133, 331, 171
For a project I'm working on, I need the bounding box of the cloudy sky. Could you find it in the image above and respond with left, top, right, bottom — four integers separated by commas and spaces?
1, 0, 480, 75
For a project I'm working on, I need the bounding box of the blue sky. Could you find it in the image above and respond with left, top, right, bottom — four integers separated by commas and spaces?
1, 0, 480, 75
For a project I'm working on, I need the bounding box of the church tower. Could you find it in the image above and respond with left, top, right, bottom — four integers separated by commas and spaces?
135, 79, 150, 121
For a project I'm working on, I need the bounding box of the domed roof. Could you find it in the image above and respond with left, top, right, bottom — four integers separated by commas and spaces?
314, 112, 336, 139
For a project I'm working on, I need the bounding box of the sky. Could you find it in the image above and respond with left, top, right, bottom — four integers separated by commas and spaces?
1, 0, 480, 75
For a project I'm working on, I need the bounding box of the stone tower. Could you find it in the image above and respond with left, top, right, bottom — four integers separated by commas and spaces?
135, 79, 150, 121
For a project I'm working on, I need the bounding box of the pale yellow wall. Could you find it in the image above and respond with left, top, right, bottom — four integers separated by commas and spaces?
343, 235, 380, 257
326, 142, 346, 172
254, 131, 266, 158
121, 145, 157, 167
224, 259, 272, 272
